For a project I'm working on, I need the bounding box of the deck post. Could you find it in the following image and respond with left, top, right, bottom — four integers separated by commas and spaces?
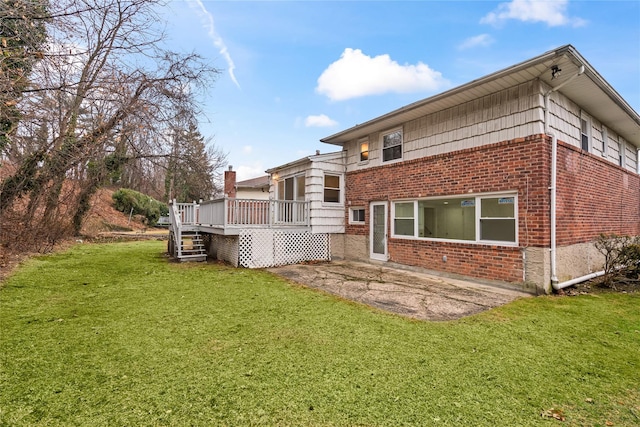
269, 199, 275, 228
223, 197, 228, 228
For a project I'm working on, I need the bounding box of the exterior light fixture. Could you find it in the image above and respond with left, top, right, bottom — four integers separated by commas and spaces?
551, 65, 562, 79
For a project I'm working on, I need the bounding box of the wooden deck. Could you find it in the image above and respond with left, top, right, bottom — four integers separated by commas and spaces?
168, 198, 311, 261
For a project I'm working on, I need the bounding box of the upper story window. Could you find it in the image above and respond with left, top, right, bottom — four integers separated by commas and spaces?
323, 174, 341, 203
359, 139, 369, 162
382, 128, 402, 162
580, 114, 591, 152
601, 126, 608, 157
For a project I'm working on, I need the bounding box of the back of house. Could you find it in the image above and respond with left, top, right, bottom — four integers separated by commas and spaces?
319, 44, 640, 294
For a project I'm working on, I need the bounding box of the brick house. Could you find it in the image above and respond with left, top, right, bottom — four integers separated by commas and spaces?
319, 45, 639, 294
170, 45, 639, 294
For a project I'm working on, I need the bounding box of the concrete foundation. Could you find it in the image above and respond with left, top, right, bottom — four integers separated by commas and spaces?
343, 235, 369, 262
524, 242, 605, 293
341, 234, 608, 294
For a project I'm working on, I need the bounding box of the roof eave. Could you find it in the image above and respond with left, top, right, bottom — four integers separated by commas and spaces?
320, 45, 567, 146
320, 45, 640, 147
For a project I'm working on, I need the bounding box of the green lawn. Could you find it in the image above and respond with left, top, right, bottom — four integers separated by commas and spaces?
1, 240, 638, 426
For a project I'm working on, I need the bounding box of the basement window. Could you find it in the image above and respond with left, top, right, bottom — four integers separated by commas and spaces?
393, 202, 414, 236
392, 193, 518, 245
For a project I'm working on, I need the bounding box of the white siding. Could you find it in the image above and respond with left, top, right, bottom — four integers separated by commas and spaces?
268, 152, 346, 234
308, 155, 345, 234
342, 79, 638, 175
344, 81, 545, 172
624, 139, 638, 171
548, 89, 638, 173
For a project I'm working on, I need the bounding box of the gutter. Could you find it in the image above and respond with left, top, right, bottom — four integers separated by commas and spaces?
544, 63, 585, 290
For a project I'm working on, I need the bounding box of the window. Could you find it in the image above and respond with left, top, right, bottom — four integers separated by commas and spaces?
393, 202, 414, 236
360, 140, 369, 162
296, 175, 305, 200
479, 197, 516, 242
382, 128, 402, 162
323, 174, 341, 203
277, 174, 305, 201
418, 198, 475, 240
392, 194, 517, 244
349, 208, 365, 224
580, 115, 590, 152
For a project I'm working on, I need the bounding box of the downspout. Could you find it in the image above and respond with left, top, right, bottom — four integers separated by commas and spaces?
544, 64, 585, 291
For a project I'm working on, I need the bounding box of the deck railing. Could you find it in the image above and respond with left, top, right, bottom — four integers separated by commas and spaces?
174, 198, 309, 229
168, 202, 183, 258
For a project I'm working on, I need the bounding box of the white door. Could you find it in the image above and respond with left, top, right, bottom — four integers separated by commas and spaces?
370, 202, 387, 260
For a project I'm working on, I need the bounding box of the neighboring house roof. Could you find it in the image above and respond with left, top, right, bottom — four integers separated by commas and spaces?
236, 175, 270, 190
321, 44, 640, 148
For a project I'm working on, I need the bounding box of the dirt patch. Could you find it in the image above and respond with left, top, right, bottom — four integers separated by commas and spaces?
81, 187, 150, 234
559, 278, 639, 296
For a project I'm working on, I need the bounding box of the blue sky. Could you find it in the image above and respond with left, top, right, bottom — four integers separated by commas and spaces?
161, 0, 640, 181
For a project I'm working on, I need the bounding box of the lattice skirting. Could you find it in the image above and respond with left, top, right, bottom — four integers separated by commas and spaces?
239, 230, 330, 268
205, 234, 240, 267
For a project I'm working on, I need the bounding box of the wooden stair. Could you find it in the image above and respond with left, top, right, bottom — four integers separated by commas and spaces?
177, 231, 207, 262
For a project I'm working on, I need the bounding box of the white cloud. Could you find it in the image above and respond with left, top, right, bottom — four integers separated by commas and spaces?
188, 0, 240, 87
458, 34, 495, 50
316, 48, 449, 101
481, 0, 587, 27
236, 164, 265, 181
304, 114, 338, 127
242, 145, 253, 154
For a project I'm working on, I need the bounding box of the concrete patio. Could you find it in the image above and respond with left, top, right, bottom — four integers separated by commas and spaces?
269, 260, 533, 321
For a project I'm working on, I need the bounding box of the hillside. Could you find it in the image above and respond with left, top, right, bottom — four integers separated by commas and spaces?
81, 187, 151, 235
0, 186, 165, 283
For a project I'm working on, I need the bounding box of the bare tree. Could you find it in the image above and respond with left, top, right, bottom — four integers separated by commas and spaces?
0, 0, 222, 248
0, 0, 48, 151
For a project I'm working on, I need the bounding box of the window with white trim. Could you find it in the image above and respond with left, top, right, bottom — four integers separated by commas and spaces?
382, 128, 402, 162
392, 194, 518, 244
359, 139, 369, 162
349, 207, 365, 224
580, 115, 591, 152
479, 197, 516, 242
323, 174, 341, 203
393, 202, 414, 236
277, 174, 305, 201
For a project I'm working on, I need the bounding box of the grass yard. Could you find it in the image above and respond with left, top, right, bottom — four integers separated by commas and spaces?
1, 240, 639, 426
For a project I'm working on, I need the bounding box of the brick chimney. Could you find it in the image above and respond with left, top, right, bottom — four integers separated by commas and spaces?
224, 165, 236, 198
